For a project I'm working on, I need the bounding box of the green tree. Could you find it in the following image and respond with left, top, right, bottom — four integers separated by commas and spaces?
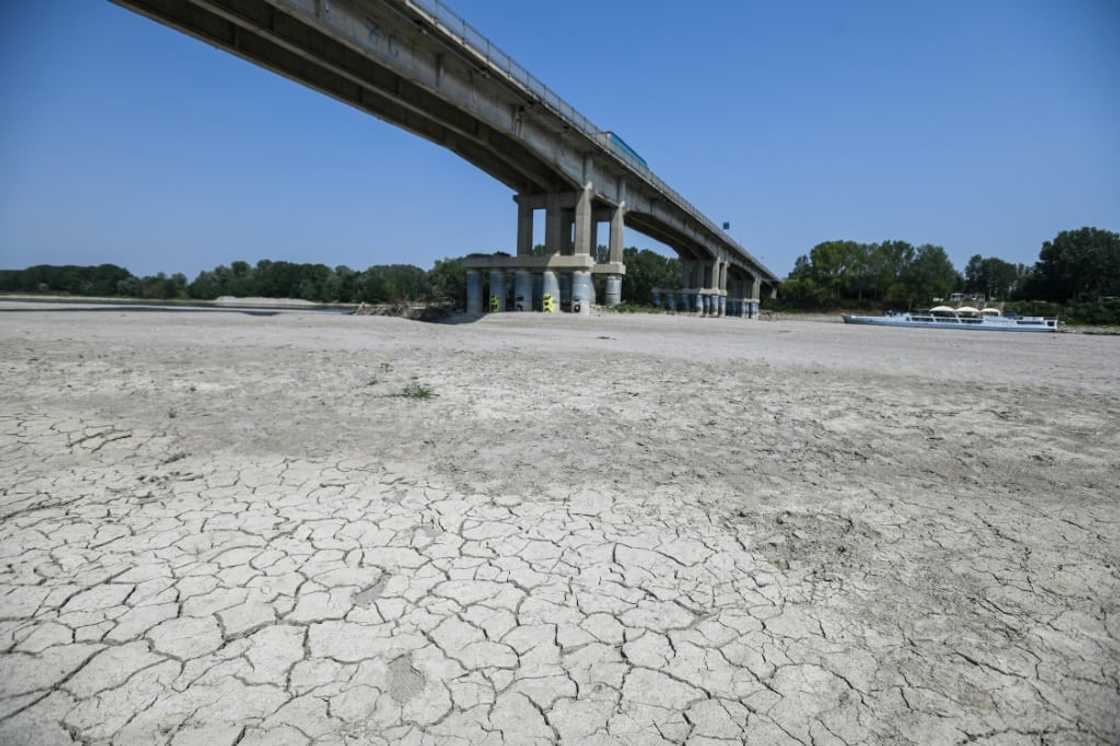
620, 247, 679, 305
188, 271, 221, 299
804, 241, 869, 301
1026, 227, 1120, 301
869, 241, 915, 302
429, 258, 467, 307
902, 245, 961, 305
965, 255, 1020, 299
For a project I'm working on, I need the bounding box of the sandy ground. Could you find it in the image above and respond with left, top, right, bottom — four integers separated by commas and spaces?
0, 303, 1117, 745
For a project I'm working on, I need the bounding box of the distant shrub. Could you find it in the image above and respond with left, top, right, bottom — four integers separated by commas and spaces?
603, 302, 665, 314
397, 383, 435, 400
1004, 298, 1120, 326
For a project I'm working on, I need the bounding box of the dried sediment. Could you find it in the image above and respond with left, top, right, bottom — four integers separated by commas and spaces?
0, 306, 1117, 744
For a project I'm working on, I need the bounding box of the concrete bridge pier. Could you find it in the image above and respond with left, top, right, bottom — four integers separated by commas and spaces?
466, 270, 483, 314
717, 259, 728, 317
748, 277, 762, 319
559, 273, 573, 308
727, 281, 740, 315
603, 202, 625, 307
514, 270, 533, 311
605, 274, 623, 307
541, 270, 560, 313
489, 270, 507, 312
571, 270, 594, 315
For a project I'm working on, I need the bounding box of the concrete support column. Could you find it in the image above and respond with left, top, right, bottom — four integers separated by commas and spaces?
609, 203, 625, 264
721, 268, 728, 315
750, 277, 761, 319
490, 269, 508, 311
541, 271, 559, 313
516, 197, 534, 257
466, 270, 482, 314
571, 270, 594, 315
701, 294, 712, 316
605, 274, 622, 307
488, 270, 507, 312
573, 184, 593, 256
545, 194, 564, 255
664, 290, 675, 313
559, 273, 572, 307
513, 270, 532, 311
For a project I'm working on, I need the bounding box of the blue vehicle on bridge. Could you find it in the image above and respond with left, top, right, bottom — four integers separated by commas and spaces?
604, 131, 649, 171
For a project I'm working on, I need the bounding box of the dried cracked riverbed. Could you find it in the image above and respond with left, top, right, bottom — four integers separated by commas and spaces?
1, 304, 1117, 745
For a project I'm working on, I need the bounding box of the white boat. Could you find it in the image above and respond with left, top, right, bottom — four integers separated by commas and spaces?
842, 307, 1059, 332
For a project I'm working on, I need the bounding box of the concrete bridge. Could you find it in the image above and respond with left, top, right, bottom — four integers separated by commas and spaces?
113, 0, 780, 315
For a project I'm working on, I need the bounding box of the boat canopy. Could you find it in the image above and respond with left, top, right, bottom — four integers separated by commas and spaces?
956, 306, 981, 314
980, 308, 1002, 315
930, 305, 955, 312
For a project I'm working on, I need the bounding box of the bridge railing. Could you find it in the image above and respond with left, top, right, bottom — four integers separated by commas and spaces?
404, 0, 770, 277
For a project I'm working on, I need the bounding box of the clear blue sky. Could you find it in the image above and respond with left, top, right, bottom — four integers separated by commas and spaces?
2, 0, 1117, 278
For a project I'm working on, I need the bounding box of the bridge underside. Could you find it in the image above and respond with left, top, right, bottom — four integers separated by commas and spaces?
113, 0, 778, 314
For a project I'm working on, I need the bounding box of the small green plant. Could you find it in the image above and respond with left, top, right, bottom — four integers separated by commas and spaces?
397, 383, 435, 400
603, 302, 665, 314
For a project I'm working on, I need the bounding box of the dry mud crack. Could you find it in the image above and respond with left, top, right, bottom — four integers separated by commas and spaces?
0, 306, 1117, 745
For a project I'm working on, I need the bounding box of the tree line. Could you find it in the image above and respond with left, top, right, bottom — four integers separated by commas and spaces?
2, 226, 1116, 320
0, 259, 466, 306
776, 227, 1119, 312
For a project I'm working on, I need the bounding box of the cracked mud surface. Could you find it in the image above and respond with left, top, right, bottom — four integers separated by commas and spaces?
1, 305, 1117, 745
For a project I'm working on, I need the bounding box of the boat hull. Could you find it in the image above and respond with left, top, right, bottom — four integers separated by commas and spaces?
842, 315, 1058, 332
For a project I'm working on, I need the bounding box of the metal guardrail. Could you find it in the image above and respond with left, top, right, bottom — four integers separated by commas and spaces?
403, 0, 772, 278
